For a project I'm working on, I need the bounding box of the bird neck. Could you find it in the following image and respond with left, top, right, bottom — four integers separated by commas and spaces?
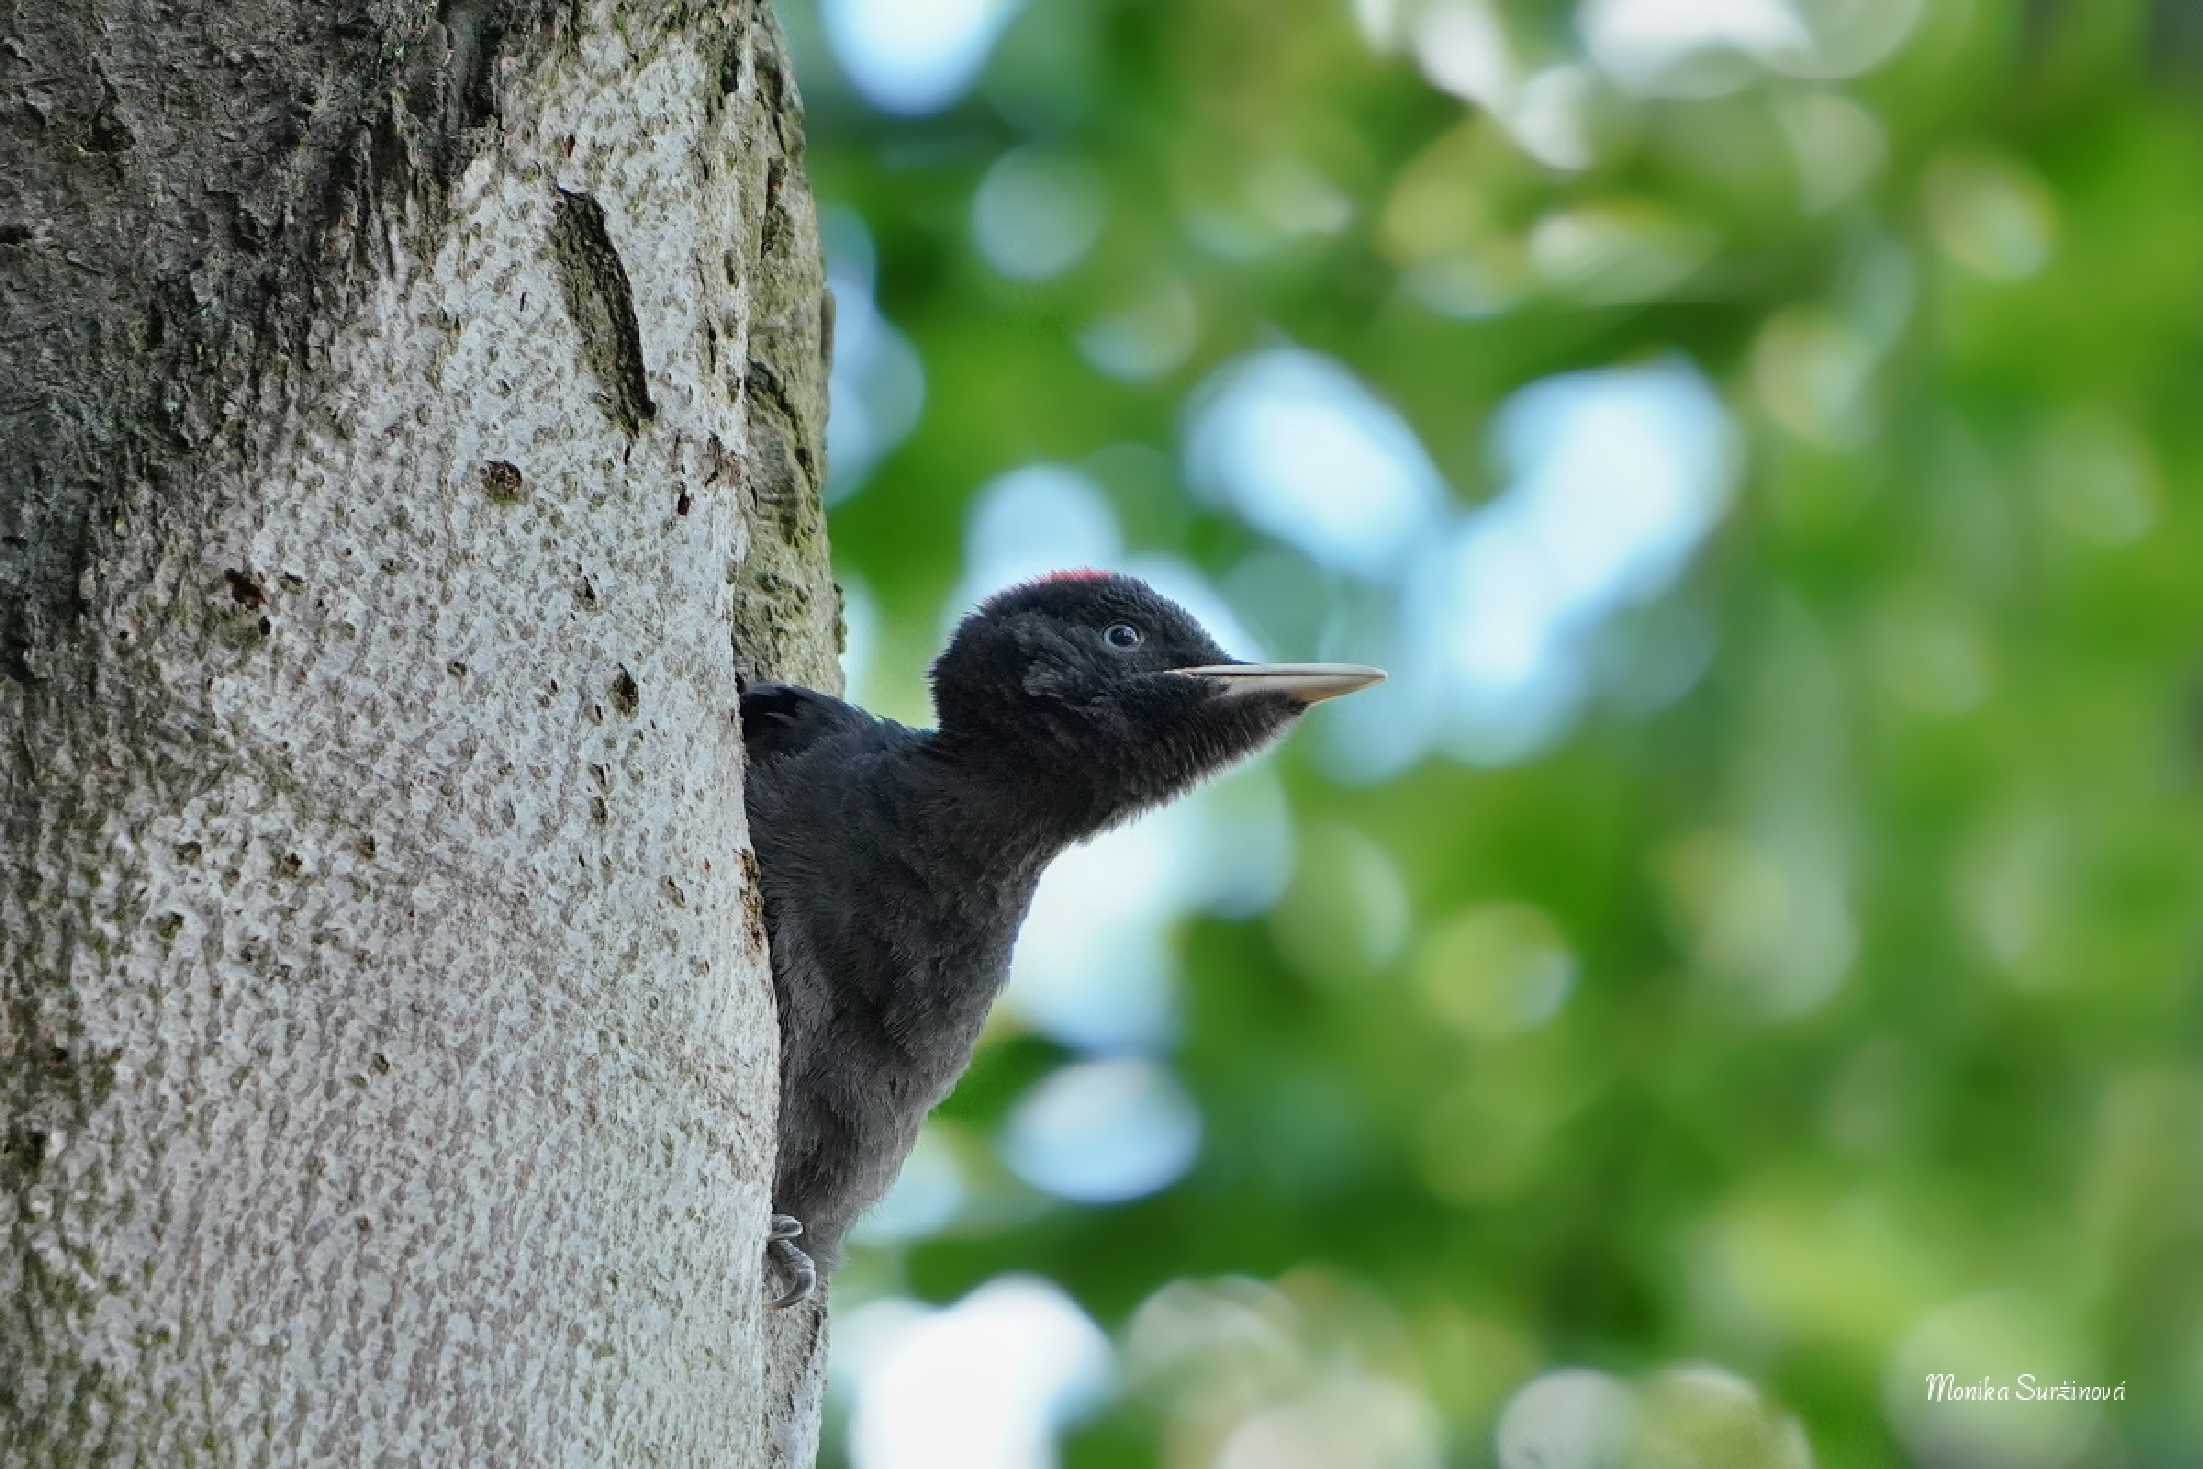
917, 729, 1123, 871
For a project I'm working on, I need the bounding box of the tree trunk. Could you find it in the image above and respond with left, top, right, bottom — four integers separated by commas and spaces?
0, 0, 839, 1462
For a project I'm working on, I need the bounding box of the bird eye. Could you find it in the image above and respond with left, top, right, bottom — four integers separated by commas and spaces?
1103, 622, 1143, 650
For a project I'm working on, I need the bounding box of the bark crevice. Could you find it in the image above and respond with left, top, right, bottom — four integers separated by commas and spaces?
550, 187, 658, 436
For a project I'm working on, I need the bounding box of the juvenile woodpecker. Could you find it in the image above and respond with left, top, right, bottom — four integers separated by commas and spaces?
740, 571, 1383, 1306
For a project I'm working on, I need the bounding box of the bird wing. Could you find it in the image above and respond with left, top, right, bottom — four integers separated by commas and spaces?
739, 682, 878, 767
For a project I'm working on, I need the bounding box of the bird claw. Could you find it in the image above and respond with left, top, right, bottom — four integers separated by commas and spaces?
767, 1214, 816, 1308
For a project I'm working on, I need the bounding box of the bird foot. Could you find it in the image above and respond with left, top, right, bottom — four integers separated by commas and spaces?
766, 1213, 816, 1309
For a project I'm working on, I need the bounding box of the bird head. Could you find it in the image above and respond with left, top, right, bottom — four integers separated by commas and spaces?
930, 571, 1384, 827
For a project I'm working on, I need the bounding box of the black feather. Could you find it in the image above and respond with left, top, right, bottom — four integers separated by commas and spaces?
739, 682, 880, 768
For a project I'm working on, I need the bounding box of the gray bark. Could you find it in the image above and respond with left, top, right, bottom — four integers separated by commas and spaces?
0, 0, 839, 1463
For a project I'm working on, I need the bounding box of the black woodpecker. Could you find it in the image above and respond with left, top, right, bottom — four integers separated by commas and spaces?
740, 570, 1384, 1306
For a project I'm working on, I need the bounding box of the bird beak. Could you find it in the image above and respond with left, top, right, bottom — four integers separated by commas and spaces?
1173, 662, 1388, 705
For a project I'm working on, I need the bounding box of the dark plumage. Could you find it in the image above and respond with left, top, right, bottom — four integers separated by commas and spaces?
740, 571, 1383, 1305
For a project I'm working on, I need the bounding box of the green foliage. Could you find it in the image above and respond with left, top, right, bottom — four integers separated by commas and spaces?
784, 0, 2203, 1463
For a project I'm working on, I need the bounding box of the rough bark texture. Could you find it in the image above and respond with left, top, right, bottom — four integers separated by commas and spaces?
0, 0, 839, 1462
